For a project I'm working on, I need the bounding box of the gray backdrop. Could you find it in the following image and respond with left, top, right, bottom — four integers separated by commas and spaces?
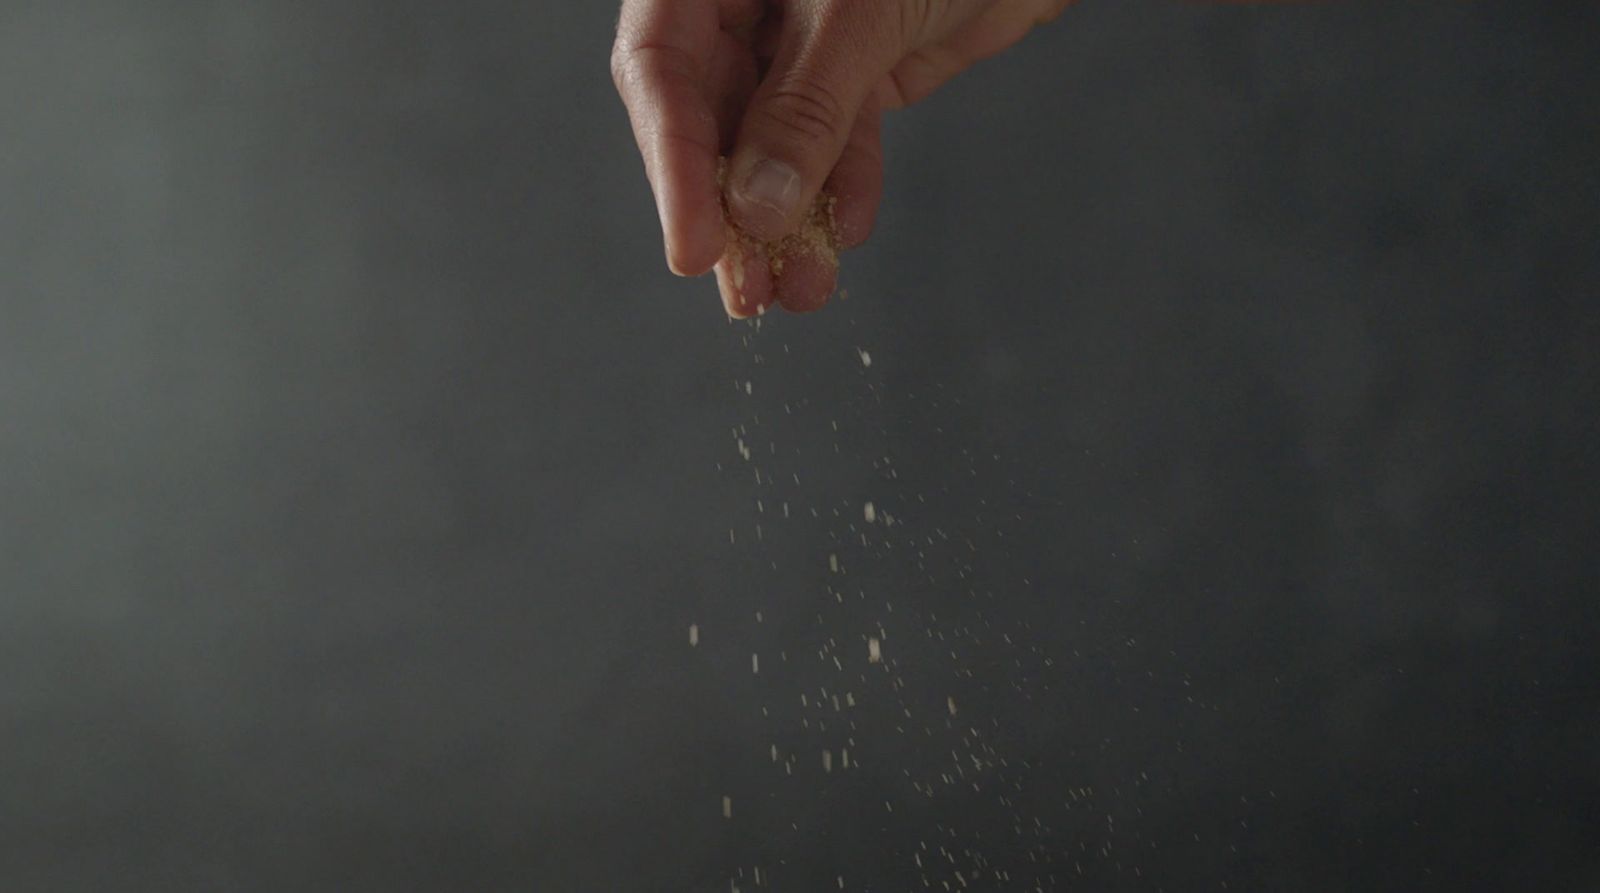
3, 2, 1597, 891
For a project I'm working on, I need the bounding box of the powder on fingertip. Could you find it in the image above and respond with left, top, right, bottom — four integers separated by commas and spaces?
717, 157, 841, 280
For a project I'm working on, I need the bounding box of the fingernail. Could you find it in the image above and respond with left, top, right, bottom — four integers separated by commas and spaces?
735, 159, 800, 240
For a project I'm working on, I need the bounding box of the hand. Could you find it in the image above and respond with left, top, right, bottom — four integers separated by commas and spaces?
613, 0, 1072, 317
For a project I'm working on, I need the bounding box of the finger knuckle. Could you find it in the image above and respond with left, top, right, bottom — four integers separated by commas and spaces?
610, 42, 697, 97
609, 53, 630, 93
609, 42, 641, 94
760, 76, 848, 145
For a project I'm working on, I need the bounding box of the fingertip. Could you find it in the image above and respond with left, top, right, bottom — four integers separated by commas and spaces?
715, 249, 775, 318
659, 154, 730, 277
830, 190, 880, 250
773, 251, 837, 314
667, 228, 725, 277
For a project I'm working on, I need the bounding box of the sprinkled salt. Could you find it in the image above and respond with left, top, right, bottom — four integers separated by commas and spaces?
868, 637, 882, 663
689, 624, 699, 647
863, 501, 876, 523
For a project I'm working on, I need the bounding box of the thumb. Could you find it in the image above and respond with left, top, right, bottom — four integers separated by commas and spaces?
724, 4, 905, 242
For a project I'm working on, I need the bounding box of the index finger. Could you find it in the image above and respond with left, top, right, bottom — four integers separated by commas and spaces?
612, 0, 756, 277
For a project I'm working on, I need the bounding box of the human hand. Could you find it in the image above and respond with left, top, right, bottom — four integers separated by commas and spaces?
612, 0, 1072, 317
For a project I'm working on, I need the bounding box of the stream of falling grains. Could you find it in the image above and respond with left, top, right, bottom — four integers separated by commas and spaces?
689, 306, 1183, 892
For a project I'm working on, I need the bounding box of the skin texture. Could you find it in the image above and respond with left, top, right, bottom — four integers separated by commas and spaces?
612, 0, 1074, 317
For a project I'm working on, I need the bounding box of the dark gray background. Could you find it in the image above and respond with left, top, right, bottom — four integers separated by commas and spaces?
3, 1, 1597, 891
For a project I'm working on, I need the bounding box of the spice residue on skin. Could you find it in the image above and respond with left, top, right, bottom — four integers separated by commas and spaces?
717, 156, 841, 279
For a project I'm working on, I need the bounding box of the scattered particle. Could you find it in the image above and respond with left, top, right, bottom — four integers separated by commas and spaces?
689, 624, 699, 647
868, 638, 882, 663
864, 501, 876, 523
722, 796, 732, 819
858, 348, 872, 368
